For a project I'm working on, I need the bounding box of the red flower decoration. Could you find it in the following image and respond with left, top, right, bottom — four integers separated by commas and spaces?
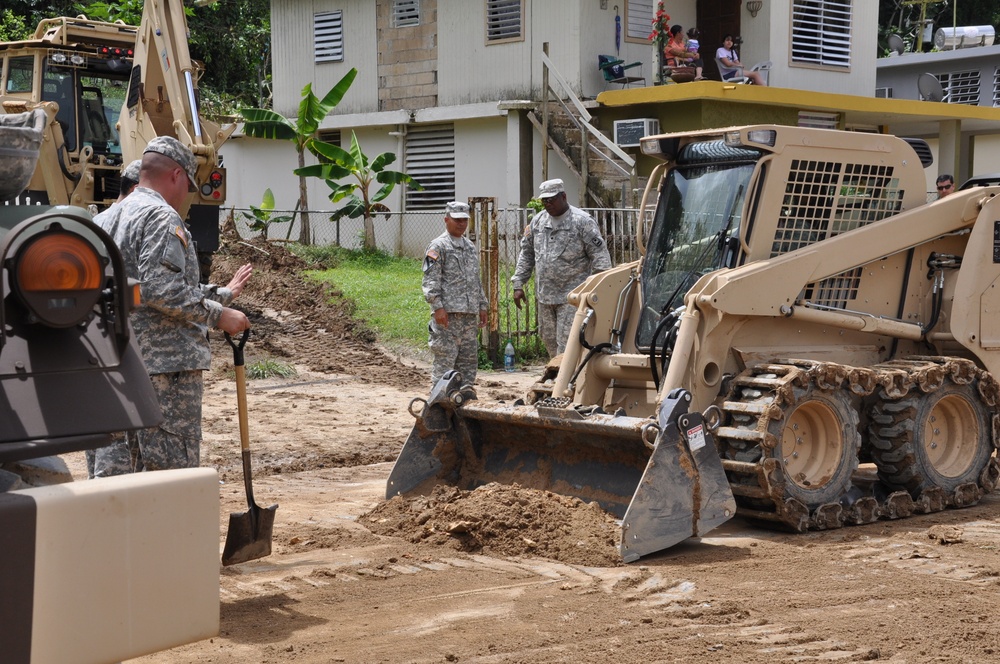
649, 2, 671, 43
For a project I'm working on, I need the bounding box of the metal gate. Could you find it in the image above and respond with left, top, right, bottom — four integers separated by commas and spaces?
469, 198, 649, 366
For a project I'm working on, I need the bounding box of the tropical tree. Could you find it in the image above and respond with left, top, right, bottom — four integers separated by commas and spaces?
240, 188, 294, 238
0, 9, 31, 40
73, 0, 144, 24
296, 132, 422, 251
239, 69, 358, 244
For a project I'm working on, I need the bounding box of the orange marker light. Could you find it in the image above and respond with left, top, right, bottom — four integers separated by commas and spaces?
18, 233, 102, 292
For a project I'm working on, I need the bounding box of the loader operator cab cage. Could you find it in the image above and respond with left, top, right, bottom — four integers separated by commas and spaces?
41, 62, 127, 158
636, 140, 762, 350
3, 48, 129, 159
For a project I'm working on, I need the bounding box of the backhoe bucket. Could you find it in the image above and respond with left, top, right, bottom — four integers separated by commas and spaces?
386, 376, 737, 561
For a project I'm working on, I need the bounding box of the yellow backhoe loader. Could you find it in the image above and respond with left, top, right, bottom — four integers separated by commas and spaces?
0, 2, 234, 267
389, 124, 1000, 562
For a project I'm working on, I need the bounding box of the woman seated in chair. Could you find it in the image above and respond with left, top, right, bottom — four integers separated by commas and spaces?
716, 34, 766, 86
664, 25, 703, 80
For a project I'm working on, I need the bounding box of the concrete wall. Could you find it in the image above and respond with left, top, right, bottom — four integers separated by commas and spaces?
270, 0, 379, 116
377, 0, 438, 111
876, 44, 1000, 105
758, 1, 877, 94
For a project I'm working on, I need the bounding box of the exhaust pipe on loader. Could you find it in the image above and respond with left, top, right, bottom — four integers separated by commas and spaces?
386, 372, 736, 562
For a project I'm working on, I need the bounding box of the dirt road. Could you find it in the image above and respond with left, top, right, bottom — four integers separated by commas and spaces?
78, 237, 1000, 663
86, 357, 998, 664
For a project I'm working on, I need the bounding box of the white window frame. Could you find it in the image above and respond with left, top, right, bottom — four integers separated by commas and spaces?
486, 0, 524, 44
392, 0, 420, 28
314, 11, 345, 63
405, 124, 456, 209
791, 0, 852, 69
625, 0, 654, 44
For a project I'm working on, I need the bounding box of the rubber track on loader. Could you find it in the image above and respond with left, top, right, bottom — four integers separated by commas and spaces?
714, 357, 1000, 533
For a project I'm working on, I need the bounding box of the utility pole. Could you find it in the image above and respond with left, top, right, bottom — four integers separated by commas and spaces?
901, 0, 944, 52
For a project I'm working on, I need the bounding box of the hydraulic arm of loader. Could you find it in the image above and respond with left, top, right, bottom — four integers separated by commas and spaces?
118, 0, 235, 218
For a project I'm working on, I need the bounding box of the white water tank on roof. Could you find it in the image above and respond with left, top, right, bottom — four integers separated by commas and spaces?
933, 25, 996, 50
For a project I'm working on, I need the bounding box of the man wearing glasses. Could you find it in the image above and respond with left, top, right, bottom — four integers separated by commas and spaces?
936, 174, 955, 199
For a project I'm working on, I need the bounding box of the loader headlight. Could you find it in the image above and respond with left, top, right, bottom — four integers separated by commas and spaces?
641, 136, 679, 160
746, 129, 776, 147
723, 130, 744, 147
11, 230, 104, 327
725, 129, 776, 148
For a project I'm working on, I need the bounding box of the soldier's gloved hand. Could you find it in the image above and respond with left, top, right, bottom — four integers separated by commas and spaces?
513, 289, 526, 309
433, 307, 449, 328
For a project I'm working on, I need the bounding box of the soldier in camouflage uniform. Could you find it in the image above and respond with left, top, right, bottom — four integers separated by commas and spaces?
86, 158, 143, 478
423, 201, 488, 388
511, 179, 612, 357
93, 137, 252, 476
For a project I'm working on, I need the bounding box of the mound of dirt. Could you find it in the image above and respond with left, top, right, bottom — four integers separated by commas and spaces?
208, 225, 426, 390
360, 483, 623, 567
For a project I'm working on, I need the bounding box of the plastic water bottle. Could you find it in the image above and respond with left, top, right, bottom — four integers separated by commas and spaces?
504, 342, 516, 372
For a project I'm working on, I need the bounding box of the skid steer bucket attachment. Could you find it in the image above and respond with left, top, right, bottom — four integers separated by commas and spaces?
619, 390, 737, 562
387, 376, 737, 561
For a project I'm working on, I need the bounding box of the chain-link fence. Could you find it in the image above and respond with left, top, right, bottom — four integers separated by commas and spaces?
229, 203, 651, 365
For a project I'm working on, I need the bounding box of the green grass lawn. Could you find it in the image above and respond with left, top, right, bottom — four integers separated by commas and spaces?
293, 245, 547, 366
296, 246, 428, 351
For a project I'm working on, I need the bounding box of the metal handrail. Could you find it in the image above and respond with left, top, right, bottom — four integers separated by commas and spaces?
539, 50, 635, 171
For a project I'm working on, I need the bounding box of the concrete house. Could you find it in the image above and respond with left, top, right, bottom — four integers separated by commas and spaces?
224, 1, 896, 253
875, 36, 1000, 185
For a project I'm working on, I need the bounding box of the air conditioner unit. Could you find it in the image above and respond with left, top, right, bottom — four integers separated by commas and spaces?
613, 118, 659, 148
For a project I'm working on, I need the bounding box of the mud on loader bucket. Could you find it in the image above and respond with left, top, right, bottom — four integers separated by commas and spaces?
387, 374, 737, 562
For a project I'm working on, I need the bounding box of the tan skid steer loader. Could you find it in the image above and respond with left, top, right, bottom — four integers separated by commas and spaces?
388, 125, 1000, 562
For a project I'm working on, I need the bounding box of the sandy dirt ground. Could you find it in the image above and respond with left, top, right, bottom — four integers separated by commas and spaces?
62, 237, 1000, 663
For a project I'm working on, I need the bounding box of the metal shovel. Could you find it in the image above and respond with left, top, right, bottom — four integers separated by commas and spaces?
221, 329, 278, 566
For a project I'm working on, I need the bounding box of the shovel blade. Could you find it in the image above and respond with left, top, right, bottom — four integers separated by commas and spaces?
221, 503, 278, 566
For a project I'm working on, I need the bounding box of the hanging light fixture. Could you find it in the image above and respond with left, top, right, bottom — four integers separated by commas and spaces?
746, 1, 763, 18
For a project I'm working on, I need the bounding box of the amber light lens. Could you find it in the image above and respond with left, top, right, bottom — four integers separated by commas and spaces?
17, 233, 103, 292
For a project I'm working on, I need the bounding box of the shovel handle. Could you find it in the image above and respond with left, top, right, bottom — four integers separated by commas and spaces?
225, 329, 250, 367
225, 330, 252, 453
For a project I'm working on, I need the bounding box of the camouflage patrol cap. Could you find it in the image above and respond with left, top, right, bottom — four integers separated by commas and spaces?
121, 159, 142, 185
445, 201, 470, 219
143, 136, 198, 189
538, 178, 565, 199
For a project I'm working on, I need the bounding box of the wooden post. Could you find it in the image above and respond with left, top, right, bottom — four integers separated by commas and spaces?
471, 197, 500, 366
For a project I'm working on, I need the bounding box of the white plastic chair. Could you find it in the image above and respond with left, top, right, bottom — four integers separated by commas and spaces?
715, 55, 749, 84
716, 57, 771, 85
749, 60, 772, 86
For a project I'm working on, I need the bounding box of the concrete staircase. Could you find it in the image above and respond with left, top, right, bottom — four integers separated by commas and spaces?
528, 101, 647, 208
